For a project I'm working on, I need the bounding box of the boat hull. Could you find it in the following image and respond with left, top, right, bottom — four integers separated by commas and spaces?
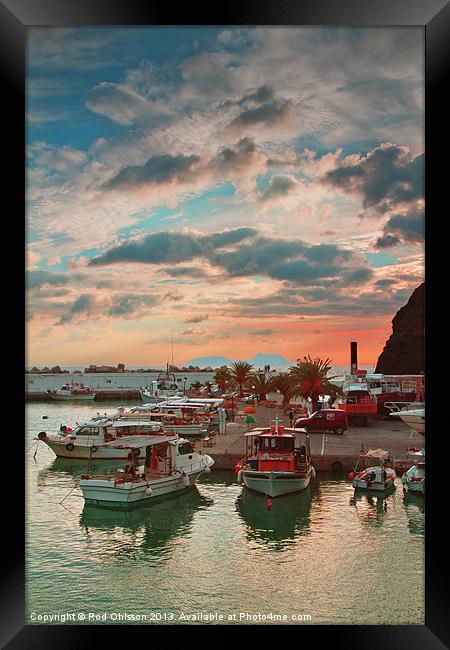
396, 411, 425, 434
241, 470, 311, 497
80, 468, 205, 508
42, 439, 144, 460
48, 393, 95, 401
353, 478, 396, 492
404, 481, 425, 495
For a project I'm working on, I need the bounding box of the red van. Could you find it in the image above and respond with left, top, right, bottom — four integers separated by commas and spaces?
295, 409, 347, 435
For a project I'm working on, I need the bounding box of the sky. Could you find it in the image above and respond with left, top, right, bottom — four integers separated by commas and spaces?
26, 27, 425, 367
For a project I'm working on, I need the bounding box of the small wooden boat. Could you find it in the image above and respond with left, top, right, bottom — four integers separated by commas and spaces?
401, 448, 425, 495
79, 434, 214, 508
349, 449, 396, 493
47, 382, 95, 401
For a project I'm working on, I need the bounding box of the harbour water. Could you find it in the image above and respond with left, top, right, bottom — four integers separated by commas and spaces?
26, 402, 424, 625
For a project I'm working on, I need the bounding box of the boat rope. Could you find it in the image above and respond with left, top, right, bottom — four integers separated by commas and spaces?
59, 484, 78, 505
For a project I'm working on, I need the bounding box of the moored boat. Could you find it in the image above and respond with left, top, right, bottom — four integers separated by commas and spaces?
235, 419, 314, 498
47, 382, 95, 401
392, 407, 425, 435
79, 435, 214, 508
349, 449, 396, 493
37, 419, 165, 460
140, 366, 184, 404
401, 448, 425, 495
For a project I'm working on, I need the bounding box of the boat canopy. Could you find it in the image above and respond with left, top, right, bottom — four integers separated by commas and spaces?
244, 426, 298, 437
361, 449, 390, 459
109, 420, 163, 428
103, 434, 178, 448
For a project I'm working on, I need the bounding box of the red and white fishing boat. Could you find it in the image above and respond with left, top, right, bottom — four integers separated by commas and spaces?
47, 382, 95, 401
235, 419, 315, 498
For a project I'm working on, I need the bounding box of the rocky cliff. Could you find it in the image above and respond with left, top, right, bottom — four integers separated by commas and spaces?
375, 283, 424, 374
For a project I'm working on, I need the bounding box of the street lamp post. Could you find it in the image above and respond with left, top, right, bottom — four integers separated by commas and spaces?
183, 377, 187, 396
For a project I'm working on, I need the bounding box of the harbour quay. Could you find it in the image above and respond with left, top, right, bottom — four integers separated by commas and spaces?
202, 405, 422, 474
25, 371, 214, 401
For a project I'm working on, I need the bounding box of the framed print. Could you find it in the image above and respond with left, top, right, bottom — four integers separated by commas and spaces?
2, 0, 448, 647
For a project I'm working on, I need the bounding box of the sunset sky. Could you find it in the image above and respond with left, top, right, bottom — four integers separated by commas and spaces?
26, 27, 424, 367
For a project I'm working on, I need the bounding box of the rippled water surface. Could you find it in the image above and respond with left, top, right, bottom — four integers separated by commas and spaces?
26, 402, 424, 625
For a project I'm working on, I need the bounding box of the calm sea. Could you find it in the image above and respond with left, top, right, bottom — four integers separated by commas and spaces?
26, 400, 423, 625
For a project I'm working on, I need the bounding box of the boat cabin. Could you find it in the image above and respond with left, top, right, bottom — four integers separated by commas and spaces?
243, 424, 311, 473
61, 419, 164, 446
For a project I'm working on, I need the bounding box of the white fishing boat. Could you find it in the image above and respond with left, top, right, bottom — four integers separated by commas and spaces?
401, 448, 425, 495
47, 382, 95, 401
235, 419, 314, 498
392, 406, 425, 435
350, 449, 396, 492
79, 435, 214, 508
140, 366, 184, 404
37, 419, 165, 460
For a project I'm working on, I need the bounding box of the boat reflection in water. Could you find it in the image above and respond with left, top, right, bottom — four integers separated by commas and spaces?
402, 492, 425, 536
79, 487, 213, 561
235, 486, 314, 550
349, 489, 395, 528
36, 457, 124, 489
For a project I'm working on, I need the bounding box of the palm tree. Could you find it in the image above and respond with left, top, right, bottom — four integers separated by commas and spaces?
213, 366, 232, 392
229, 361, 254, 397
271, 372, 296, 412
251, 372, 275, 402
289, 355, 343, 412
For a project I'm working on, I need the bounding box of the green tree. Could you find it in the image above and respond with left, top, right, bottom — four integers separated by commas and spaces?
191, 381, 203, 391
271, 372, 296, 412
289, 355, 343, 412
229, 361, 254, 397
251, 372, 275, 401
213, 366, 232, 392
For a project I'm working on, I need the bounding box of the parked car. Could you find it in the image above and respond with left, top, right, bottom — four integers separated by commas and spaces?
294, 409, 347, 435
241, 395, 258, 403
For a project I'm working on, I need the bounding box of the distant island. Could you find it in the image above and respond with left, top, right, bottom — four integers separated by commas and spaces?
183, 353, 296, 369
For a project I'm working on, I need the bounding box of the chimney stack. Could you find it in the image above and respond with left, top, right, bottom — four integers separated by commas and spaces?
350, 341, 358, 376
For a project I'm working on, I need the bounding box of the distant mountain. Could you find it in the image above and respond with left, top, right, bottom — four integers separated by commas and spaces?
247, 353, 295, 367
183, 353, 295, 369
183, 356, 232, 368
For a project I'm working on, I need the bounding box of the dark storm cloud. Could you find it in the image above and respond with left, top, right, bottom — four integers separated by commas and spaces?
161, 266, 208, 278
227, 84, 293, 130
261, 175, 296, 201
58, 293, 92, 324
206, 226, 258, 247
384, 209, 424, 243
230, 97, 292, 127
26, 270, 69, 289
375, 234, 401, 249
248, 328, 277, 336
91, 228, 371, 289
323, 145, 424, 213
375, 208, 424, 249
89, 223, 373, 298
91, 228, 259, 267
102, 153, 201, 190
91, 231, 207, 265
230, 287, 411, 318
212, 137, 260, 172
108, 294, 157, 317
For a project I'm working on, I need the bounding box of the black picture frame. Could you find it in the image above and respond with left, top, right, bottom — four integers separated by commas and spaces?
4, 0, 448, 647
